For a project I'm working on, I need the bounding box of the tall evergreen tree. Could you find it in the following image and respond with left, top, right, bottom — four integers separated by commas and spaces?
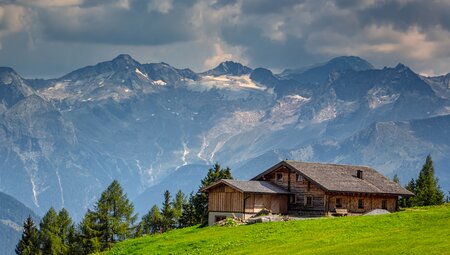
40, 207, 62, 255
58, 208, 75, 254
179, 192, 199, 227
78, 210, 101, 254
172, 190, 186, 227
140, 205, 162, 235
413, 155, 445, 206
160, 190, 174, 233
15, 216, 41, 255
95, 180, 137, 250
200, 163, 233, 188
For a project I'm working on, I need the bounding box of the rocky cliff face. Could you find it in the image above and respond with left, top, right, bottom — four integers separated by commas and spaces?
0, 55, 448, 219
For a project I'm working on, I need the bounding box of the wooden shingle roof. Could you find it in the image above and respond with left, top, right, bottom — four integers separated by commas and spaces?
201, 179, 291, 194
252, 160, 413, 196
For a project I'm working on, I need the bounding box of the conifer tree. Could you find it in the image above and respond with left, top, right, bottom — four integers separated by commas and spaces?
39, 207, 62, 255
15, 216, 41, 255
160, 190, 174, 233
95, 180, 137, 250
78, 210, 101, 254
172, 190, 186, 227
413, 155, 445, 206
179, 192, 199, 227
140, 204, 162, 234
58, 208, 75, 254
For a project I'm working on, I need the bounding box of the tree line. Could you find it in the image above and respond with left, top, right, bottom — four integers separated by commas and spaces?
16, 163, 232, 255
396, 155, 447, 207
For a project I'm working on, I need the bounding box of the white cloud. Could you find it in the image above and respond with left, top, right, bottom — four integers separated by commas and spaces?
147, 0, 173, 14
203, 42, 234, 68
0, 5, 29, 40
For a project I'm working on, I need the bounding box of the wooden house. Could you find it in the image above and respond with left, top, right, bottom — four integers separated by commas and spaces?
202, 160, 413, 225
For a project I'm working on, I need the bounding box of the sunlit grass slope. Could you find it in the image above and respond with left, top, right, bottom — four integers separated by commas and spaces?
106, 205, 450, 255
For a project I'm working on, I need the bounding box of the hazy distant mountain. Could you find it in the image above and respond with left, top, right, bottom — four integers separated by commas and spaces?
0, 55, 449, 221
0, 192, 39, 255
280, 56, 375, 86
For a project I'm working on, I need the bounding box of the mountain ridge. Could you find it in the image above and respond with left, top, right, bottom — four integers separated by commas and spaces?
0, 54, 448, 221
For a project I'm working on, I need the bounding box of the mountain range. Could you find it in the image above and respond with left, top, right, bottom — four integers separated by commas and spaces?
0, 191, 40, 255
0, 55, 449, 221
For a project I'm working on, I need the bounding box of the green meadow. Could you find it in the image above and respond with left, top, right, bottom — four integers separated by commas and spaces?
105, 205, 450, 255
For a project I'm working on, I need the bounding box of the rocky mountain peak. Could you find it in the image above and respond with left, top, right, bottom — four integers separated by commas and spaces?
327, 56, 374, 71
204, 61, 252, 76
111, 54, 141, 68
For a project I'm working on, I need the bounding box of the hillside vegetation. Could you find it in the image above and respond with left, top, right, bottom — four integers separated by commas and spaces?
105, 205, 450, 255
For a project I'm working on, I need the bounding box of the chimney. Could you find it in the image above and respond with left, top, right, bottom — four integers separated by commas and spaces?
357, 170, 363, 179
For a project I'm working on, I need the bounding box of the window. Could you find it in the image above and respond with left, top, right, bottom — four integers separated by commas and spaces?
276, 173, 283, 182
307, 181, 311, 191
289, 195, 295, 204
296, 174, 303, 182
306, 196, 313, 207
336, 198, 342, 208
358, 199, 364, 209
295, 195, 302, 204
381, 199, 387, 210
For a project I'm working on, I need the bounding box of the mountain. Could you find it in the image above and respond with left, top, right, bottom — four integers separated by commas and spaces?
0, 67, 35, 112
203, 61, 252, 76
0, 192, 40, 255
0, 55, 449, 222
280, 56, 375, 86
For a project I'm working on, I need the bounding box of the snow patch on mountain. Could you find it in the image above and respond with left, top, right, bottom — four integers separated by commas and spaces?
55, 169, 65, 207
368, 87, 400, 109
152, 80, 167, 86
268, 95, 310, 130
192, 75, 266, 91
135, 68, 148, 79
313, 104, 337, 123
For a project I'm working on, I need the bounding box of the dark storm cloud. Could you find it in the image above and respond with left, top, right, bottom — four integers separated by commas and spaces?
1, 0, 450, 77
358, 1, 450, 31
37, 0, 196, 46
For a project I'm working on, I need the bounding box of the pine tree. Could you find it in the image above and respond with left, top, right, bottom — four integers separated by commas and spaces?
95, 180, 137, 250
160, 190, 174, 233
15, 216, 41, 255
140, 205, 162, 234
58, 208, 75, 254
179, 192, 199, 227
413, 155, 445, 206
200, 163, 233, 188
40, 207, 62, 255
78, 210, 101, 254
172, 190, 186, 227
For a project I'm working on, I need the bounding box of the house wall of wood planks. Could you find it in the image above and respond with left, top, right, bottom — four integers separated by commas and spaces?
207, 183, 289, 214
208, 184, 244, 212
259, 166, 399, 214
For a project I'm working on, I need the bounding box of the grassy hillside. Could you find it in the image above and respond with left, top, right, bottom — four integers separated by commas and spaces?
106, 205, 450, 255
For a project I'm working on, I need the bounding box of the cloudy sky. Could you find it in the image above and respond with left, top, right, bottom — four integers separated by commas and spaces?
1, 0, 450, 78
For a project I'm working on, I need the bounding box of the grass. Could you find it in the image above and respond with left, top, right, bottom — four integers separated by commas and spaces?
106, 205, 450, 255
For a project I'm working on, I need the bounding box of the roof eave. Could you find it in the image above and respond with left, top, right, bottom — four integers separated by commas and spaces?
326, 190, 415, 197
